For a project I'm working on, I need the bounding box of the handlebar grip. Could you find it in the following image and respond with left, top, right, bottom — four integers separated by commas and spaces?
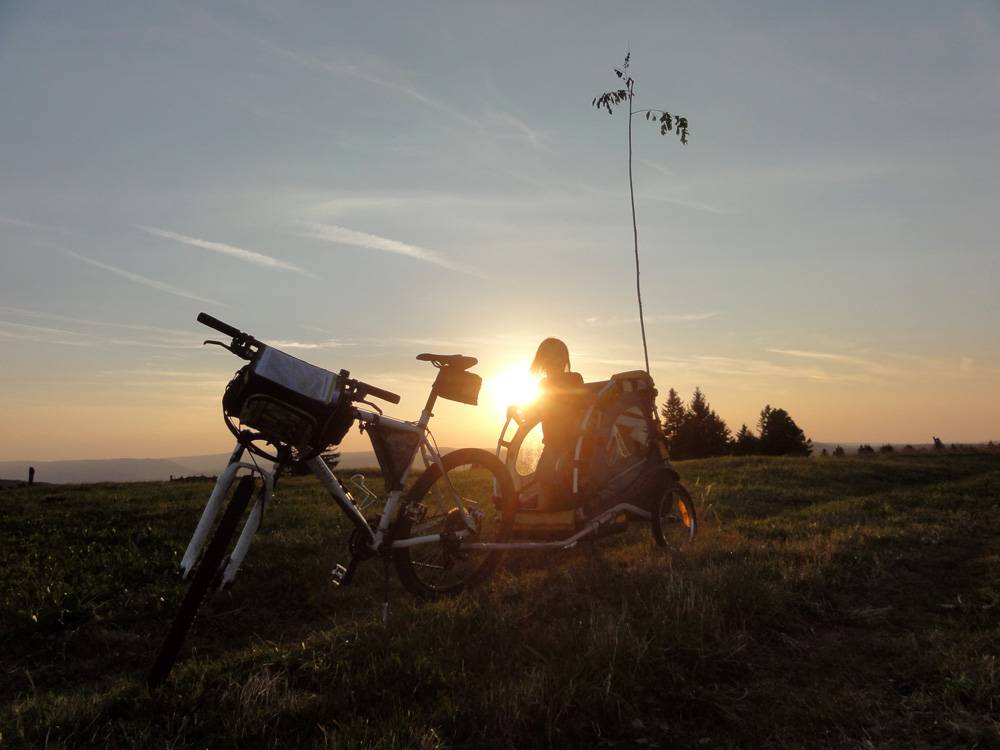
362, 383, 401, 405
197, 312, 242, 338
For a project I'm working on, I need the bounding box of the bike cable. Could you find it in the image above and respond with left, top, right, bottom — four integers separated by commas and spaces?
245, 449, 269, 530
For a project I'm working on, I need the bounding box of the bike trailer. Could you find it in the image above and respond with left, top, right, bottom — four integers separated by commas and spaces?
497, 370, 678, 538
222, 346, 354, 454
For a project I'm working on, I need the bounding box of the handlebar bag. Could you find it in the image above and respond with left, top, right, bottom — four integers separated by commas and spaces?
223, 347, 352, 450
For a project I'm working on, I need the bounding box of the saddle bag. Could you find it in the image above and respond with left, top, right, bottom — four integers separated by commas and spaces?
433, 366, 482, 405
222, 347, 353, 451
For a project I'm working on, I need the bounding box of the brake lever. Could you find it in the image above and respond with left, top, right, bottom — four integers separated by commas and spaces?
357, 398, 383, 416
203, 339, 245, 358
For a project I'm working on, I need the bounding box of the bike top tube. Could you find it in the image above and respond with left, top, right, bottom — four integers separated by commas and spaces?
354, 403, 436, 432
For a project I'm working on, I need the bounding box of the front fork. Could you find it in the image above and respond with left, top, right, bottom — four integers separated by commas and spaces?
179, 443, 274, 589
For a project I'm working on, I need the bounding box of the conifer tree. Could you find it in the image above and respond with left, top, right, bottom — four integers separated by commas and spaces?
757, 405, 812, 456
660, 387, 687, 450
671, 387, 731, 459
732, 423, 759, 456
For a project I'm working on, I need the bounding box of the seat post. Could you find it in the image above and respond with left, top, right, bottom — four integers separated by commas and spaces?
419, 387, 438, 428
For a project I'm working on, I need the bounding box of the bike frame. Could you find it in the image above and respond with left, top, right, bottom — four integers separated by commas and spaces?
181, 381, 481, 587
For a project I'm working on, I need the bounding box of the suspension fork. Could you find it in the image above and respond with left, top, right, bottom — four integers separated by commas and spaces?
179, 442, 274, 586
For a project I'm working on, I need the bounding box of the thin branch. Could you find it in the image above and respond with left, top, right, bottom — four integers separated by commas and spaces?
626, 81, 650, 374
592, 53, 690, 375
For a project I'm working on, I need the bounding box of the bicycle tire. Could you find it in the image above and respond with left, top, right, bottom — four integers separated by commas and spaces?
651, 483, 697, 550
148, 475, 255, 688
393, 448, 516, 599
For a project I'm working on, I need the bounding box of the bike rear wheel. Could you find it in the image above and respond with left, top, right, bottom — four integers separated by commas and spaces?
651, 483, 697, 550
148, 475, 255, 688
393, 448, 516, 598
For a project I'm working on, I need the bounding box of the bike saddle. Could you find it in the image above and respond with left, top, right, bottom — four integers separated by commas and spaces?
416, 353, 478, 370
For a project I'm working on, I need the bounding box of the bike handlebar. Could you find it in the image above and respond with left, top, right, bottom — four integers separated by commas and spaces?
196, 312, 401, 405
197, 312, 243, 339
355, 381, 401, 405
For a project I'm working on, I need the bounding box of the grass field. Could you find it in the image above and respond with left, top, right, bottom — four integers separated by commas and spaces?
2, 453, 998, 749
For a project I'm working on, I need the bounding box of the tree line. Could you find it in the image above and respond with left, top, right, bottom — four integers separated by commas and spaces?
660, 387, 813, 460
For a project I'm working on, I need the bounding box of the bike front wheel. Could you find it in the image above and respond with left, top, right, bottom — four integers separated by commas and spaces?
651, 483, 697, 550
148, 475, 255, 688
393, 448, 516, 598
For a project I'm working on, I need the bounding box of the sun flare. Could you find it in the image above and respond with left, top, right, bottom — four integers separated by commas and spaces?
485, 362, 540, 411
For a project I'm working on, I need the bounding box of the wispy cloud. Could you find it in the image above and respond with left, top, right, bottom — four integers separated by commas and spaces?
576, 350, 881, 384
139, 225, 310, 276
1, 216, 46, 230
482, 111, 548, 150
0, 306, 209, 350
107, 338, 203, 350
0, 216, 71, 234
356, 371, 432, 385
689, 159, 891, 201
69, 252, 225, 307
639, 159, 676, 178
394, 336, 468, 349
767, 348, 867, 364
257, 38, 547, 151
766, 347, 903, 380
0, 305, 191, 337
584, 312, 721, 327
260, 40, 475, 123
577, 355, 690, 370
0, 320, 94, 347
691, 354, 876, 383
268, 339, 345, 350
641, 193, 731, 215
99, 368, 229, 379
633, 162, 731, 214
298, 222, 478, 275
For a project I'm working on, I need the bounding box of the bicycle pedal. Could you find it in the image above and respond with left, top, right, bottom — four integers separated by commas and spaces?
331, 563, 349, 586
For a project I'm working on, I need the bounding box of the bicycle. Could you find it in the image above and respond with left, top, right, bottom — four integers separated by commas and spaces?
148, 313, 517, 687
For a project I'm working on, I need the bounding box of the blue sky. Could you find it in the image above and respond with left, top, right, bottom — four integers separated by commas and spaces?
1, 1, 998, 460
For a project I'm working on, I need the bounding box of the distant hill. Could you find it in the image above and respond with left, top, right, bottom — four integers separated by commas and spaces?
0, 450, 386, 484
5, 442, 995, 483
0, 478, 52, 489
810, 442, 940, 455
810, 442, 997, 455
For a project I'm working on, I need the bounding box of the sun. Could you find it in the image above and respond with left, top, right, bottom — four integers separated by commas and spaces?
485, 362, 540, 412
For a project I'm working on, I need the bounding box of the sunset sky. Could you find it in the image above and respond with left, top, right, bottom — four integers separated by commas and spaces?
2, 1, 998, 461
